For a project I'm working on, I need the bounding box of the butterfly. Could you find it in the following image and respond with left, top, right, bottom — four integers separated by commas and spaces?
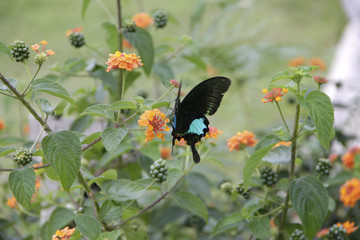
171, 77, 231, 163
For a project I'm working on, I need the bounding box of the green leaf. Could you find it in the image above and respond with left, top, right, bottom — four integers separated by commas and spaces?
35, 97, 54, 113
151, 101, 170, 109
243, 143, 275, 189
211, 212, 243, 236
42, 131, 81, 191
54, 100, 67, 115
153, 62, 174, 86
102, 22, 118, 52
0, 78, 17, 91
202, 156, 225, 168
100, 200, 123, 222
262, 146, 291, 164
47, 207, 74, 240
102, 179, 147, 201
183, 55, 207, 70
31, 78, 75, 105
304, 90, 334, 149
123, 226, 149, 240
81, 104, 115, 121
271, 70, 291, 83
249, 216, 271, 239
96, 231, 121, 240
42, 157, 60, 181
175, 191, 208, 221
108, 100, 137, 111
0, 147, 16, 157
8, 167, 36, 209
124, 28, 154, 76
0, 41, 12, 58
125, 70, 141, 90
102, 128, 128, 153
82, 131, 102, 144
75, 214, 101, 240
167, 168, 183, 189
88, 169, 118, 186
81, 0, 91, 20
290, 176, 329, 239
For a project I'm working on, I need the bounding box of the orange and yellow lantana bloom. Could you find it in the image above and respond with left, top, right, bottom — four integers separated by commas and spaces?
227, 130, 258, 151
138, 109, 170, 142
342, 146, 360, 169
132, 12, 153, 28
262, 88, 288, 103
340, 178, 360, 208
105, 51, 143, 72
206, 126, 223, 139
52, 227, 76, 240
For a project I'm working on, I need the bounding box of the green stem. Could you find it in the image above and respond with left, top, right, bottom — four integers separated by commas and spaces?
23, 62, 31, 79
22, 63, 42, 96
122, 180, 156, 211
251, 191, 282, 205
254, 205, 284, 218
0, 91, 16, 98
275, 101, 290, 133
30, 127, 45, 152
116, 0, 124, 100
152, 86, 174, 105
96, 0, 115, 21
278, 81, 301, 239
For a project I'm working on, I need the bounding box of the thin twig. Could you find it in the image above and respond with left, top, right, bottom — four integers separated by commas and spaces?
0, 163, 51, 172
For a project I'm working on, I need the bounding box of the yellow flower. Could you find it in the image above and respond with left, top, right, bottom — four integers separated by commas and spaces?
227, 130, 258, 151
132, 12, 153, 28
206, 126, 223, 139
340, 178, 360, 208
52, 227, 76, 240
288, 56, 305, 67
138, 109, 170, 142
105, 51, 143, 72
7, 196, 17, 208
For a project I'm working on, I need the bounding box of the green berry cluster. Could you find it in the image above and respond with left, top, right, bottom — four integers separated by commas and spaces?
150, 159, 168, 183
260, 166, 278, 187
68, 32, 86, 48
316, 158, 332, 176
235, 183, 250, 199
184, 215, 206, 231
153, 10, 167, 28
220, 182, 233, 195
327, 224, 347, 240
13, 148, 33, 166
123, 19, 136, 32
289, 229, 307, 240
10, 40, 30, 62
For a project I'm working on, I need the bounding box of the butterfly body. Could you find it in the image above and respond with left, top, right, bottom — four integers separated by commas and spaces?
172, 77, 231, 163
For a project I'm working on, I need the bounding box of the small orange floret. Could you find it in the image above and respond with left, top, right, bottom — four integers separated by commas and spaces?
66, 27, 83, 37
316, 228, 330, 238
341, 146, 360, 169
132, 12, 153, 28
206, 126, 223, 139
138, 109, 170, 142
52, 227, 76, 240
288, 56, 305, 67
160, 147, 172, 160
0, 118, 5, 130
7, 196, 17, 208
273, 141, 291, 148
105, 51, 143, 72
262, 88, 288, 103
339, 178, 360, 208
40, 40, 48, 45
46, 49, 55, 56
31, 44, 40, 52
309, 57, 326, 70
175, 138, 187, 147
227, 130, 258, 151
337, 221, 358, 235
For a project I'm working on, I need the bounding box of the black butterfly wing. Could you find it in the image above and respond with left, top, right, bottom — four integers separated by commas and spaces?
180, 77, 231, 116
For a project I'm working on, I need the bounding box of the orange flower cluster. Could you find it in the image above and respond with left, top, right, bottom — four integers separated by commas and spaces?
288, 56, 326, 70
105, 51, 143, 72
175, 138, 187, 147
342, 146, 360, 169
206, 126, 223, 139
138, 109, 170, 142
123, 39, 134, 49
262, 88, 288, 103
273, 141, 291, 148
160, 147, 171, 159
132, 12, 153, 28
52, 227, 76, 240
31, 40, 55, 64
65, 27, 83, 37
317, 221, 358, 237
7, 196, 17, 208
340, 178, 360, 207
0, 117, 5, 130
227, 130, 258, 151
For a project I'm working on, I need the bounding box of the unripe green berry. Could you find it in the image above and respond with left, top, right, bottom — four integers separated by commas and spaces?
327, 224, 347, 240
9, 40, 30, 63
123, 19, 137, 32
68, 32, 86, 48
150, 159, 168, 183
316, 158, 332, 176
260, 166, 278, 187
13, 148, 33, 166
220, 182, 233, 195
235, 183, 251, 199
184, 215, 206, 232
289, 229, 307, 240
153, 10, 167, 28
